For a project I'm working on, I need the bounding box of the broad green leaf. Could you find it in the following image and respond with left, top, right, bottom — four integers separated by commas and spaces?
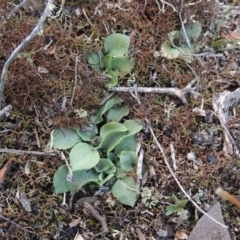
180, 21, 202, 41
106, 103, 129, 122
95, 158, 116, 174
98, 172, 114, 185
166, 205, 177, 215
100, 122, 128, 153
119, 151, 138, 171
53, 165, 70, 194
100, 122, 128, 139
112, 177, 138, 207
104, 33, 130, 56
114, 135, 137, 155
106, 70, 118, 87
115, 167, 128, 178
114, 120, 143, 155
48, 127, 81, 150
161, 41, 179, 59
66, 169, 101, 193
91, 97, 122, 124
76, 125, 98, 142
123, 120, 143, 133
178, 44, 193, 63
111, 56, 135, 76
107, 152, 118, 163
87, 51, 103, 72
70, 143, 100, 171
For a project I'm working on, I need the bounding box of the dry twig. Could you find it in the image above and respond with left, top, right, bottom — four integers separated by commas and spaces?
0, 148, 54, 156
7, 0, 30, 19
212, 88, 240, 157
82, 201, 109, 240
70, 56, 79, 106
109, 80, 201, 105
0, 0, 54, 108
148, 121, 228, 229
0, 105, 12, 120
0, 214, 36, 235
136, 149, 144, 193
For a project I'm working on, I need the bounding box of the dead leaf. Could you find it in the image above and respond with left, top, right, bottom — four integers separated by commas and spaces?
174, 230, 188, 240
37, 66, 49, 74
136, 228, 146, 240
24, 161, 30, 175
47, 46, 57, 55
74, 232, 85, 240
17, 192, 32, 212
69, 218, 81, 228
0, 158, 13, 184
130, 30, 137, 45
227, 31, 240, 40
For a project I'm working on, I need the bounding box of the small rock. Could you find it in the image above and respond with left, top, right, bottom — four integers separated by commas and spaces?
188, 202, 231, 240
207, 154, 217, 165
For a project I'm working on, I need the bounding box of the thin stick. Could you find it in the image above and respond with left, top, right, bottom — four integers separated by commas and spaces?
70, 56, 79, 106
7, 0, 30, 19
109, 85, 199, 106
82, 8, 93, 26
0, 0, 54, 108
0, 148, 54, 156
178, 0, 203, 66
51, 0, 66, 18
0, 214, 36, 235
0, 105, 12, 120
170, 142, 176, 170
136, 149, 144, 193
148, 123, 228, 229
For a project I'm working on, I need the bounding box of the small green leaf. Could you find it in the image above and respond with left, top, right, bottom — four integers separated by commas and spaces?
106, 103, 129, 122
91, 97, 122, 124
180, 21, 202, 41
114, 120, 143, 155
87, 51, 103, 72
104, 33, 130, 56
70, 143, 100, 171
100, 122, 128, 153
166, 205, 177, 215
95, 158, 116, 174
101, 54, 113, 72
53, 165, 70, 194
119, 151, 138, 171
76, 125, 98, 142
161, 41, 179, 59
106, 70, 118, 87
171, 194, 180, 205
179, 199, 188, 208
48, 127, 81, 150
111, 56, 135, 76
112, 177, 138, 207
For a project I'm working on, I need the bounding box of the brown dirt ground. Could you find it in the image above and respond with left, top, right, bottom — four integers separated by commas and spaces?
0, 0, 240, 239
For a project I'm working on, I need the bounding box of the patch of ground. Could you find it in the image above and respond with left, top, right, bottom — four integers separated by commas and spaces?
0, 0, 240, 239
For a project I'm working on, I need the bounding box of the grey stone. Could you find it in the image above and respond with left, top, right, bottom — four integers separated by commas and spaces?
188, 202, 231, 240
